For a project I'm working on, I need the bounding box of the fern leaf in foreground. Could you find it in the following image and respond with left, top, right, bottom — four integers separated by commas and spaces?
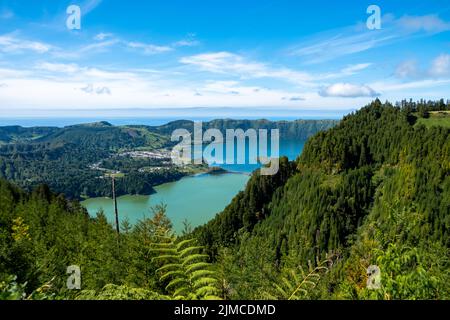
151, 237, 220, 300
266, 259, 331, 300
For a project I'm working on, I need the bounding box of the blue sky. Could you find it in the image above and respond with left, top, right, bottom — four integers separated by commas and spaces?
0, 0, 449, 116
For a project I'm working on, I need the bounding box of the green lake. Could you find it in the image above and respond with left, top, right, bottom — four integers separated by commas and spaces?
82, 173, 250, 233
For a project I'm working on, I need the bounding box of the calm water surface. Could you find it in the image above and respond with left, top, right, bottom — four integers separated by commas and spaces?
82, 173, 249, 233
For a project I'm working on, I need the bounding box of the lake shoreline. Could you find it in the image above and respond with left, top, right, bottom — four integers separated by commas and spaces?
80, 165, 237, 201
81, 172, 252, 233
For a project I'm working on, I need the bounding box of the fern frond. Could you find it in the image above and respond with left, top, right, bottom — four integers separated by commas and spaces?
178, 246, 204, 258
193, 277, 218, 289
177, 238, 196, 247
152, 236, 219, 300
166, 278, 189, 291
189, 270, 215, 281
176, 239, 197, 250
182, 254, 210, 266
195, 286, 220, 298
185, 262, 210, 273
173, 286, 189, 298
281, 277, 294, 292
150, 242, 174, 248
274, 284, 288, 297
149, 247, 177, 255
271, 259, 332, 300
160, 270, 185, 282
156, 263, 182, 273
152, 254, 178, 262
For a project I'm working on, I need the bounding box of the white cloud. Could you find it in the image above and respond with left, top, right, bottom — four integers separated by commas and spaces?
282, 96, 305, 101
96, 86, 111, 95
33, 62, 141, 84
175, 39, 199, 47
173, 34, 200, 47
173, 32, 199, 47
80, 83, 94, 93
3, 27, 446, 111
319, 83, 379, 98
181, 52, 242, 73
201, 80, 241, 93
0, 34, 53, 54
50, 39, 120, 59
127, 41, 173, 55
54, 35, 187, 58
372, 78, 450, 92
0, 63, 320, 110
180, 51, 314, 85
180, 52, 372, 87
341, 63, 372, 75
5, 62, 447, 111
429, 54, 450, 77
394, 54, 450, 79
94, 32, 113, 41
78, 39, 119, 54
319, 63, 373, 80
290, 14, 450, 63
291, 33, 396, 64
35, 62, 80, 74
395, 60, 419, 78
0, 78, 304, 109
173, 39, 200, 47
0, 68, 29, 78
397, 15, 450, 33
172, 33, 200, 48
81, 67, 139, 81
80, 84, 111, 95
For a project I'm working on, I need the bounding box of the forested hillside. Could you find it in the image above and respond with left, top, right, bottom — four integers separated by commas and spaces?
148, 119, 338, 141
194, 99, 450, 299
0, 122, 178, 199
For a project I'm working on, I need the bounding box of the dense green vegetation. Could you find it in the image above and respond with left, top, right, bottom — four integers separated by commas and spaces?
0, 122, 180, 199
1, 101, 448, 300
0, 180, 216, 300
193, 99, 450, 299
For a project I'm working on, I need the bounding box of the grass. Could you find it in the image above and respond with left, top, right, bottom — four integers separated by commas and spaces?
416, 111, 450, 129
